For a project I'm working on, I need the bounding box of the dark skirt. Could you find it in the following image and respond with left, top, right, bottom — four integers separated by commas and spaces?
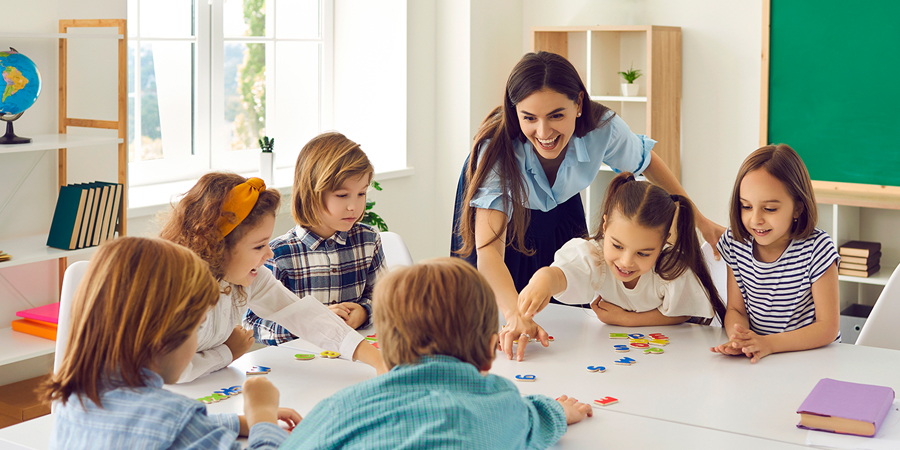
450, 157, 589, 293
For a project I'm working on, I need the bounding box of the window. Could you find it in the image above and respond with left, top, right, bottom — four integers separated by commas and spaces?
127, 0, 333, 187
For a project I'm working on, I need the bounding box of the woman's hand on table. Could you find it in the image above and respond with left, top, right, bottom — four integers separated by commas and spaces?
498, 313, 549, 361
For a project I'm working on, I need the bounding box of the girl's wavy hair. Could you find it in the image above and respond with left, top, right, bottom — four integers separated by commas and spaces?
40, 237, 219, 408
159, 172, 281, 302
594, 172, 726, 324
456, 51, 615, 258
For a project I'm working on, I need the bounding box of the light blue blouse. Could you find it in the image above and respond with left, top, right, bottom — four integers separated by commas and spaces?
470, 113, 655, 216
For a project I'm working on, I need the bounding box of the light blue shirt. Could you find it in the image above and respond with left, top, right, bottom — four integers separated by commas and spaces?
280, 355, 567, 450
471, 113, 655, 216
51, 369, 287, 450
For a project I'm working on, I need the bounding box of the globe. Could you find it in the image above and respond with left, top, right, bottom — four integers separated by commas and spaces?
0, 48, 41, 116
0, 48, 41, 144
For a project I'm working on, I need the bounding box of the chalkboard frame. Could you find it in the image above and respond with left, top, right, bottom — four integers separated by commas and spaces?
760, 1, 900, 210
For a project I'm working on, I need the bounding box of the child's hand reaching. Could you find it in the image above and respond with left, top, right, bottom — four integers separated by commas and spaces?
555, 395, 592, 425
276, 408, 302, 432
328, 303, 367, 329
518, 277, 553, 318
242, 377, 280, 430
224, 325, 255, 361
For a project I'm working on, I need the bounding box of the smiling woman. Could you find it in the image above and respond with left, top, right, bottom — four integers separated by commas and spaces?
450, 51, 724, 362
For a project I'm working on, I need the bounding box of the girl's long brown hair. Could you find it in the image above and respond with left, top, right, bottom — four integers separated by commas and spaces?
40, 237, 219, 407
456, 51, 614, 258
595, 173, 726, 324
159, 172, 280, 301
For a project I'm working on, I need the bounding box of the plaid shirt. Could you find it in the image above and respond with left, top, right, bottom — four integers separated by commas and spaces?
279, 355, 567, 450
244, 223, 385, 345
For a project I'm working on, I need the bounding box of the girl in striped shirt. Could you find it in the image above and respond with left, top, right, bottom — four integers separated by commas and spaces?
711, 144, 840, 363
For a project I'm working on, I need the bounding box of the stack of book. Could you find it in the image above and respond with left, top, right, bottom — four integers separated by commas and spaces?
797, 378, 895, 437
46, 182, 123, 250
10, 303, 60, 341
838, 241, 881, 277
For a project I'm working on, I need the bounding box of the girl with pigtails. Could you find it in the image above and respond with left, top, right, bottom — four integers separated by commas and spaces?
519, 172, 726, 327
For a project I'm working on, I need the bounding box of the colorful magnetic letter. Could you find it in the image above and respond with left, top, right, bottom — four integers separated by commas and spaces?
320, 350, 341, 359
649, 333, 668, 340
586, 365, 606, 373
214, 385, 242, 396
246, 365, 271, 375
294, 353, 315, 360
548, 336, 555, 342
628, 333, 645, 339
614, 357, 635, 365
609, 333, 628, 339
515, 374, 536, 382
629, 343, 650, 348
649, 339, 669, 346
644, 347, 664, 354
594, 396, 619, 406
628, 338, 649, 344
613, 344, 630, 352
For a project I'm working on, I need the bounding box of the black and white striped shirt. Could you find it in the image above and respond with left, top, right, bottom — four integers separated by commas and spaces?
717, 228, 840, 340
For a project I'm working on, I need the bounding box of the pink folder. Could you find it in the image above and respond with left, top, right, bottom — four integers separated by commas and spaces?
15, 302, 60, 325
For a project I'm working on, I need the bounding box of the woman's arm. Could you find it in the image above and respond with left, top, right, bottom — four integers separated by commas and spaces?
474, 208, 548, 361
641, 151, 725, 255
729, 262, 841, 363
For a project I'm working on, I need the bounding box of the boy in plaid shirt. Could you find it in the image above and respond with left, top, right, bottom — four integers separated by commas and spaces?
244, 132, 386, 344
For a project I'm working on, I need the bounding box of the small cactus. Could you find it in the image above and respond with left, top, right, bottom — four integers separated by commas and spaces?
258, 136, 275, 152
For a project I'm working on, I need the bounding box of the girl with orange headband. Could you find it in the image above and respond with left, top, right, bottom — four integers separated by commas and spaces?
160, 173, 385, 382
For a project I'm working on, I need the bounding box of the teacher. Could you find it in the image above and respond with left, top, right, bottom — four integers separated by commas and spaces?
451, 52, 723, 361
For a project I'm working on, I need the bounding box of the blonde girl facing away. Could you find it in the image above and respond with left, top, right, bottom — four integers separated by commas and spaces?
42, 237, 300, 449
519, 172, 726, 327
244, 132, 387, 344
711, 144, 840, 363
160, 173, 385, 383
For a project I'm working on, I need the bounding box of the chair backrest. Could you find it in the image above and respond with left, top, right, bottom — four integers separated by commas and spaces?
54, 260, 90, 374
379, 231, 413, 269
701, 241, 728, 327
856, 263, 900, 350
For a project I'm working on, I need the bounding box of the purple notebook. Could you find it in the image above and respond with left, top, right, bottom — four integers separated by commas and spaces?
15, 302, 60, 325
797, 378, 895, 437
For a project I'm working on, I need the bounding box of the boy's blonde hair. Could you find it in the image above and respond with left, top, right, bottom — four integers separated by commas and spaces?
374, 258, 498, 369
41, 237, 219, 408
292, 132, 373, 228
729, 144, 817, 243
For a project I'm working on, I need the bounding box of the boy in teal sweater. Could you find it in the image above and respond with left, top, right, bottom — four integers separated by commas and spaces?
281, 257, 591, 449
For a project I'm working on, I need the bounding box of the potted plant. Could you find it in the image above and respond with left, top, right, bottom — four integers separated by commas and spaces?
258, 136, 275, 185
618, 64, 642, 97
360, 180, 388, 232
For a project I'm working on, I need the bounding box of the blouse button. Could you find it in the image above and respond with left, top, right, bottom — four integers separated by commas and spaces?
331, 268, 337, 273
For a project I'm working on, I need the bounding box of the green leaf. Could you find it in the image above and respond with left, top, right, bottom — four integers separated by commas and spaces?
371, 180, 382, 191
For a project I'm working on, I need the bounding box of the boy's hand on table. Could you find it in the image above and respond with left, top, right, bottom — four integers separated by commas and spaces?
556, 395, 592, 425
242, 377, 280, 431
224, 325, 255, 361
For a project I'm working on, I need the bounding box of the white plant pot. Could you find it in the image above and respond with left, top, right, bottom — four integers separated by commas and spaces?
259, 151, 275, 186
621, 83, 639, 97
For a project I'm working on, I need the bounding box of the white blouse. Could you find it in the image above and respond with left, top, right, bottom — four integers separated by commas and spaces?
551, 238, 713, 319
178, 267, 364, 383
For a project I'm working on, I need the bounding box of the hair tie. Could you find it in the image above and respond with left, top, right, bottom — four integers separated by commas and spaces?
670, 194, 679, 203
217, 177, 266, 239
625, 174, 636, 182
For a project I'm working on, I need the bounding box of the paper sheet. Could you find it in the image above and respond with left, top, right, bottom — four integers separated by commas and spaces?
806, 400, 900, 449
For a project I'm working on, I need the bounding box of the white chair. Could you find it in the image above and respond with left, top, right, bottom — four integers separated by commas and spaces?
379, 231, 413, 269
54, 260, 90, 374
701, 241, 728, 327
856, 263, 900, 350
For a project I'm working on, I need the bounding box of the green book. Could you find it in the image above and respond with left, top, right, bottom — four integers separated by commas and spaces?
47, 185, 88, 250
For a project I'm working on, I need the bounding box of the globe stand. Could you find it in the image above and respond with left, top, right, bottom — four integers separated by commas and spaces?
0, 113, 31, 145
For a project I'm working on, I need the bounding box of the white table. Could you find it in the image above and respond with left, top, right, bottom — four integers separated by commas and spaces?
2, 304, 897, 449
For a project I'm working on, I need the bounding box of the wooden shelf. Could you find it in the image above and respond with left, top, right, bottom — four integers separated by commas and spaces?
0, 327, 55, 367
838, 257, 897, 286
0, 32, 123, 39
0, 234, 98, 269
591, 95, 647, 103
0, 135, 122, 155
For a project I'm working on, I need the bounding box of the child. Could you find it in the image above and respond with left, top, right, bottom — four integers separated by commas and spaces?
41, 237, 300, 449
244, 132, 386, 344
279, 258, 591, 449
518, 172, 725, 327
711, 144, 840, 363
159, 173, 385, 382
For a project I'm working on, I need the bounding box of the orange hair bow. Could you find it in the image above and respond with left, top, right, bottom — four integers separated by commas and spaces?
218, 177, 266, 239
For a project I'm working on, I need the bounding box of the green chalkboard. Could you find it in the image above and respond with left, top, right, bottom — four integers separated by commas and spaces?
768, 0, 900, 188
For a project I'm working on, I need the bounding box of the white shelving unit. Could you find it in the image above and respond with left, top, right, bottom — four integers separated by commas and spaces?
0, 20, 127, 383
